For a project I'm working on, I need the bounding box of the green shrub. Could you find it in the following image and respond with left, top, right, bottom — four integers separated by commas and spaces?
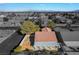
20, 20, 40, 34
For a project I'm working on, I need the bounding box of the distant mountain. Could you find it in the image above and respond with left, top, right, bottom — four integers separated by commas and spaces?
73, 10, 79, 12
0, 10, 79, 13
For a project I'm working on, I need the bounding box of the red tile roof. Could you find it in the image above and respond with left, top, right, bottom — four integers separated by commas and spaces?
42, 27, 52, 32
35, 31, 57, 42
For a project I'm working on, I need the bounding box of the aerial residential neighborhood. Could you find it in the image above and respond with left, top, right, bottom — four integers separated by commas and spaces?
0, 3, 79, 55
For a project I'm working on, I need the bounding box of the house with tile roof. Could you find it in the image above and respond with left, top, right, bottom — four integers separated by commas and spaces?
18, 27, 60, 51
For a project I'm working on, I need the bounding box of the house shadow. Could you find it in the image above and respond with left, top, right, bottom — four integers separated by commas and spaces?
29, 33, 35, 46
55, 31, 65, 46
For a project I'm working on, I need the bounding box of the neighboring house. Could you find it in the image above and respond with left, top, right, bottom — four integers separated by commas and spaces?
0, 15, 6, 22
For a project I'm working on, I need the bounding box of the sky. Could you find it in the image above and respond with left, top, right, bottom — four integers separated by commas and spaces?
0, 3, 79, 11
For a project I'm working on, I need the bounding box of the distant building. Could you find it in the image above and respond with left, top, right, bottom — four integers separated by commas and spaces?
40, 14, 48, 27
0, 15, 6, 22
56, 15, 66, 23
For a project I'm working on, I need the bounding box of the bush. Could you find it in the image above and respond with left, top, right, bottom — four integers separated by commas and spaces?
20, 20, 40, 34
14, 46, 23, 52
47, 20, 56, 29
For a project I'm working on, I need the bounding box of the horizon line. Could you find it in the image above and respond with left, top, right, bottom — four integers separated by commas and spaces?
0, 10, 78, 12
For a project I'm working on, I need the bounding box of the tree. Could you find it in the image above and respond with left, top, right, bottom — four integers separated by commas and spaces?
20, 20, 40, 34
47, 20, 56, 29
3, 17, 9, 22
